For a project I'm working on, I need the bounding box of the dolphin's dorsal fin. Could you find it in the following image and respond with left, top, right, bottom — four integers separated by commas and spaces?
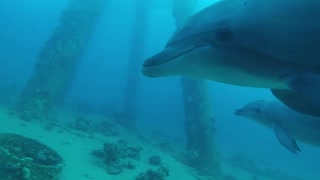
273, 125, 301, 154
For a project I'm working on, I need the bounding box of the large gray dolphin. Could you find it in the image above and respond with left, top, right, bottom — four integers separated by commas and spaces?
142, 0, 320, 117
235, 100, 320, 154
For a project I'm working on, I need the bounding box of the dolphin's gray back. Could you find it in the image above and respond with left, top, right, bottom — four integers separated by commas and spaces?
167, 0, 243, 46
265, 100, 320, 146
232, 0, 320, 66
169, 0, 320, 66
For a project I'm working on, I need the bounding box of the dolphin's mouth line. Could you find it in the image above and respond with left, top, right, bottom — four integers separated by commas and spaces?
143, 26, 231, 68
143, 44, 208, 68
166, 26, 231, 47
234, 109, 243, 115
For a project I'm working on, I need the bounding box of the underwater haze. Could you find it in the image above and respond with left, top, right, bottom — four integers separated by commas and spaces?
0, 0, 320, 179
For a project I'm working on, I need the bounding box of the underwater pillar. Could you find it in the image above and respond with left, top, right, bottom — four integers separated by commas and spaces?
16, 0, 107, 121
181, 77, 221, 177
173, 0, 222, 177
121, 0, 149, 128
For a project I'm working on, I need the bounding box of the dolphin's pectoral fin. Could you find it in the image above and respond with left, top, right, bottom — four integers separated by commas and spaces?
273, 125, 301, 154
282, 73, 320, 107
271, 89, 320, 117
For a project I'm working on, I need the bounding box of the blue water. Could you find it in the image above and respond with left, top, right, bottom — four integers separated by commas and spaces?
1, 0, 320, 179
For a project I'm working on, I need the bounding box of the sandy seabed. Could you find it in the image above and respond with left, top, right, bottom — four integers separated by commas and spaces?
0, 106, 297, 180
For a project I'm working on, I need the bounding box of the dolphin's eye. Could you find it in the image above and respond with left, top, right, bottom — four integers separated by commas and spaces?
215, 27, 233, 42
254, 108, 262, 113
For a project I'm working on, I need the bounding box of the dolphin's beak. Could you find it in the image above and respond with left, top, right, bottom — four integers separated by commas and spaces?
142, 49, 178, 77
142, 47, 188, 78
142, 49, 176, 68
234, 108, 244, 115
142, 44, 208, 77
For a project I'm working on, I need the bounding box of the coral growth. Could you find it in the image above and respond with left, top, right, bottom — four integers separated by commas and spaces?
94, 121, 120, 136
135, 164, 170, 180
68, 116, 91, 132
148, 155, 161, 166
91, 140, 142, 175
68, 116, 119, 136
0, 133, 64, 180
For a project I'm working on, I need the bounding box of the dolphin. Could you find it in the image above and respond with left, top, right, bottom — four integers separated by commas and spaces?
142, 0, 320, 117
235, 100, 320, 154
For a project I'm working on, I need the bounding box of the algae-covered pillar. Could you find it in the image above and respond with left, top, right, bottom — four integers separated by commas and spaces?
122, 0, 149, 128
16, 0, 107, 121
172, 0, 222, 177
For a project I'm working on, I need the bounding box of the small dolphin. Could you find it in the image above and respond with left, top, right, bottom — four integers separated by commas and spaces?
235, 100, 320, 154
142, 0, 320, 117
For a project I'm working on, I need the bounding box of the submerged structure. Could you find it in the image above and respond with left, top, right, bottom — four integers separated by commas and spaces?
16, 0, 107, 120
122, 0, 149, 129
173, 0, 222, 177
